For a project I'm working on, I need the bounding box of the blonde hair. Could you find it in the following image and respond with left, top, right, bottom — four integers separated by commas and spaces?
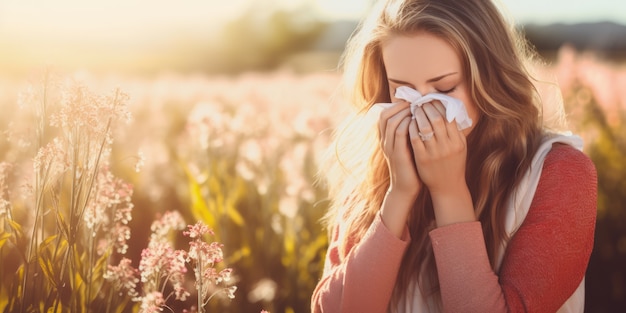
320, 0, 550, 309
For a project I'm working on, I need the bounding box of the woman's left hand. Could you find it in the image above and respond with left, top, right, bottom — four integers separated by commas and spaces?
409, 101, 476, 226
409, 101, 467, 194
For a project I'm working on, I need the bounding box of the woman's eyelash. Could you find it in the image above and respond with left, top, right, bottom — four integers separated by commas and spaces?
437, 87, 456, 94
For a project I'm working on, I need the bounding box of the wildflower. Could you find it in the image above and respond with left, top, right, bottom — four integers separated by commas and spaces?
139, 241, 169, 285
183, 222, 213, 239
169, 249, 190, 301
216, 268, 232, 284
104, 258, 140, 300
183, 221, 236, 304
226, 286, 237, 299
135, 150, 145, 173
83, 166, 115, 230
84, 165, 134, 254
49, 83, 131, 145
0, 162, 12, 217
139, 291, 165, 313
32, 138, 68, 181
187, 240, 224, 268
186, 102, 227, 150
139, 212, 190, 302
149, 211, 186, 246
112, 224, 132, 254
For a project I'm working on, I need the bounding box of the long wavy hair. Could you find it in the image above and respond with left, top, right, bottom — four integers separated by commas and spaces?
319, 0, 554, 309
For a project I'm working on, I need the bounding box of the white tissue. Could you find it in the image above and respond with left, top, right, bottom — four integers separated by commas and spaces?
377, 86, 473, 130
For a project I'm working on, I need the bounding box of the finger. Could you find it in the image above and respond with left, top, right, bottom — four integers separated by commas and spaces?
383, 107, 412, 153
395, 115, 412, 151
408, 117, 427, 155
422, 102, 448, 139
432, 100, 447, 117
377, 102, 408, 143
430, 100, 463, 141
412, 105, 435, 143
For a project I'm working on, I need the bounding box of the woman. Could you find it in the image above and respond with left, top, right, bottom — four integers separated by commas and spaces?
311, 0, 597, 312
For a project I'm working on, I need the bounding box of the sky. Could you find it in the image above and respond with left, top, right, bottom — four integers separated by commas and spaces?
0, 0, 624, 74
1, 0, 624, 42
498, 0, 626, 25
316, 0, 626, 24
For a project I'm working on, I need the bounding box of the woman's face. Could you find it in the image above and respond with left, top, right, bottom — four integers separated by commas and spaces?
381, 31, 479, 136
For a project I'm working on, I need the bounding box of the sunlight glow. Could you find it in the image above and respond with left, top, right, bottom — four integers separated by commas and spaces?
313, 0, 372, 21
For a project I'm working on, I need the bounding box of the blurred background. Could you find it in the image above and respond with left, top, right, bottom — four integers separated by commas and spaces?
0, 0, 625, 312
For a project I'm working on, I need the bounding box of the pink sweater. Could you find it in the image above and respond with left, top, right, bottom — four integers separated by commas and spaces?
311, 144, 597, 312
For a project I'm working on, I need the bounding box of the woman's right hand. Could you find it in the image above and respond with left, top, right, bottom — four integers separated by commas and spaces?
377, 102, 422, 198
376, 102, 422, 237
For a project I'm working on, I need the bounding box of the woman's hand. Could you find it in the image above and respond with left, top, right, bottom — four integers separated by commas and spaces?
378, 102, 422, 199
409, 101, 475, 226
409, 101, 466, 193
376, 102, 422, 237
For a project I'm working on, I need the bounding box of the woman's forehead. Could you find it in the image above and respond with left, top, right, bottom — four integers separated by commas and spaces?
381, 32, 462, 82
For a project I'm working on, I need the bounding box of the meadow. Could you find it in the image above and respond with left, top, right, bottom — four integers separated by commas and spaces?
0, 46, 625, 312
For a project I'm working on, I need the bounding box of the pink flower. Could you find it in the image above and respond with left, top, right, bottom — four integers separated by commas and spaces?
187, 241, 224, 268
183, 221, 237, 303
32, 138, 68, 181
216, 268, 232, 284
112, 224, 132, 254
139, 242, 190, 301
169, 249, 190, 301
139, 241, 169, 285
183, 221, 213, 239
104, 258, 140, 300
49, 83, 131, 145
139, 212, 191, 302
149, 211, 186, 245
84, 165, 135, 255
139, 291, 165, 313
226, 286, 237, 299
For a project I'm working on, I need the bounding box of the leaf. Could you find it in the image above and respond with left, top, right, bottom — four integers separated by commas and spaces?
181, 162, 217, 230
225, 202, 245, 226
207, 173, 224, 215
7, 218, 23, 237
36, 235, 62, 289
40, 234, 59, 250
38, 255, 58, 289
224, 177, 247, 227
0, 231, 11, 249
55, 209, 71, 240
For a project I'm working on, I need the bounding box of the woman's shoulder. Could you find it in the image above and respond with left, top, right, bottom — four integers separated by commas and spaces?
543, 143, 596, 177
536, 143, 597, 203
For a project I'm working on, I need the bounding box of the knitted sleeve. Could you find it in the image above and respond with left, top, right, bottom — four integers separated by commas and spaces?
311, 213, 410, 313
429, 144, 597, 312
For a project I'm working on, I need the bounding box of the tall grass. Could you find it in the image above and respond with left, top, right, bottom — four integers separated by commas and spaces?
0, 73, 237, 312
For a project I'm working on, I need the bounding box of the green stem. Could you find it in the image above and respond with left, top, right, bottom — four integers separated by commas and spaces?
52, 246, 71, 313
21, 158, 51, 311
197, 252, 204, 313
86, 231, 95, 306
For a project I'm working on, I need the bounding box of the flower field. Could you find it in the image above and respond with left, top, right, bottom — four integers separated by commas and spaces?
0, 47, 625, 312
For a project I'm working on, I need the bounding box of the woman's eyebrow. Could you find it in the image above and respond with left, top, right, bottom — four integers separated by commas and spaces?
388, 72, 458, 85
426, 72, 458, 83
388, 78, 413, 86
